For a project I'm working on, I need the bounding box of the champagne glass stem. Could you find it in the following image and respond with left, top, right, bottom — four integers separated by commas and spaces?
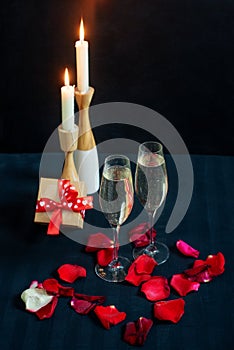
146, 211, 159, 255
112, 225, 120, 262
148, 211, 155, 245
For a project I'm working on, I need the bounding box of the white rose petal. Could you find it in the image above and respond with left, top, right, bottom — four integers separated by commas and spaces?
21, 288, 53, 312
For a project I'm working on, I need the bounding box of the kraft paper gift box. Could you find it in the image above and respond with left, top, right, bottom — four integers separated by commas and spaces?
34, 177, 92, 232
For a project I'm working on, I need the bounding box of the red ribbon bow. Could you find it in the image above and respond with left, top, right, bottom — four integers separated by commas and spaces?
36, 179, 93, 235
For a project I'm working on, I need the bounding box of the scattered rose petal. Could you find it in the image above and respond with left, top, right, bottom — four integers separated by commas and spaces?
125, 270, 151, 286
123, 317, 153, 346
42, 278, 60, 295
57, 264, 86, 283
71, 293, 106, 315
71, 298, 95, 314
184, 264, 212, 283
141, 276, 170, 301
21, 287, 53, 312
154, 298, 185, 323
125, 262, 151, 286
135, 255, 158, 275
85, 233, 117, 266
85, 233, 113, 252
206, 252, 225, 277
176, 240, 200, 258
184, 252, 225, 283
125, 255, 157, 286
35, 296, 58, 320
42, 278, 74, 297
129, 222, 157, 247
94, 305, 126, 329
170, 274, 200, 296
74, 293, 106, 304
58, 285, 74, 297
96, 248, 114, 266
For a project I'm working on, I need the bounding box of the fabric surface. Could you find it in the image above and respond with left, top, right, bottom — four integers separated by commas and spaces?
0, 153, 233, 350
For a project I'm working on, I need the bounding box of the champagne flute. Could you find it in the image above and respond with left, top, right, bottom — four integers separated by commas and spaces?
133, 141, 169, 264
95, 155, 134, 282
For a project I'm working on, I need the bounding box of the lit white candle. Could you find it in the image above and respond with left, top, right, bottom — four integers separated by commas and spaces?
75, 18, 89, 93
61, 68, 74, 131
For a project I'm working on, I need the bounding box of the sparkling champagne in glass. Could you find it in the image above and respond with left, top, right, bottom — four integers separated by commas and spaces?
95, 155, 134, 282
133, 141, 169, 264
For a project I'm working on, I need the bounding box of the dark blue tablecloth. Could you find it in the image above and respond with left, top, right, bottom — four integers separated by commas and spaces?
0, 153, 233, 350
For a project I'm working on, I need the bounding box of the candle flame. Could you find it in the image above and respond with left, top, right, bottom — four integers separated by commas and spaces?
64, 68, 70, 86
79, 18, 85, 41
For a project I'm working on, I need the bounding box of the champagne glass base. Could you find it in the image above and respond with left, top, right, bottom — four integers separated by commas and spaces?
132, 241, 169, 265
95, 256, 131, 283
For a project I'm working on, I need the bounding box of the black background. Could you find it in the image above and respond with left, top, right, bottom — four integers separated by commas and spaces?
1, 0, 234, 154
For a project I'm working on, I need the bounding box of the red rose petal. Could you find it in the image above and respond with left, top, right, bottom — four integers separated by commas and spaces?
125, 254, 156, 286
71, 298, 94, 315
206, 252, 225, 277
141, 276, 170, 301
154, 298, 185, 323
176, 240, 200, 258
123, 317, 153, 346
85, 233, 113, 252
42, 278, 60, 295
94, 305, 126, 329
74, 293, 106, 304
135, 255, 158, 275
125, 271, 151, 286
170, 274, 200, 296
42, 278, 74, 296
184, 264, 212, 283
57, 264, 86, 283
71, 293, 106, 315
129, 222, 149, 236
35, 296, 58, 320
193, 259, 209, 268
184, 252, 225, 283
129, 232, 149, 247
125, 262, 151, 286
123, 322, 137, 345
129, 222, 150, 247
129, 222, 157, 247
96, 248, 114, 266
59, 285, 74, 297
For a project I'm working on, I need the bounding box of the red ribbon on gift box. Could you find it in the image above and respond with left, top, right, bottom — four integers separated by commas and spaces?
36, 179, 93, 235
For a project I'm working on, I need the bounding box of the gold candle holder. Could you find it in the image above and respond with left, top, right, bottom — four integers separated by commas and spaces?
75, 86, 96, 150
34, 124, 89, 231
58, 124, 79, 183
74, 86, 99, 194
